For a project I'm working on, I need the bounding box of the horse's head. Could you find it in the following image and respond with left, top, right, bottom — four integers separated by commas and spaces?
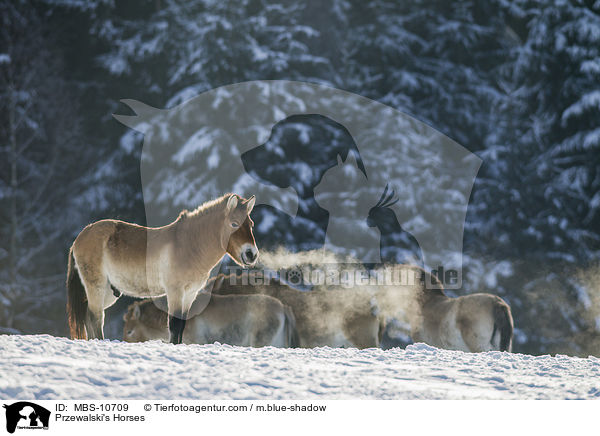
367, 184, 399, 228
123, 301, 167, 343
224, 195, 259, 267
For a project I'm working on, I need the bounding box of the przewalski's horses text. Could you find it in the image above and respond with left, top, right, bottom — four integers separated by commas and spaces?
66, 193, 258, 344
123, 295, 298, 348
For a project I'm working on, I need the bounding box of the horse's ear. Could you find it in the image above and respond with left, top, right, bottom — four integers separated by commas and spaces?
246, 195, 256, 214
227, 195, 238, 212
337, 154, 344, 166
133, 305, 141, 319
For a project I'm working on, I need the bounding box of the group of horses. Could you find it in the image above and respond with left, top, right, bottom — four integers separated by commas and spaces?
67, 193, 514, 353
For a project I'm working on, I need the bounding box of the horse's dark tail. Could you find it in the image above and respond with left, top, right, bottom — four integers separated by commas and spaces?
492, 301, 514, 352
283, 305, 300, 348
66, 247, 87, 340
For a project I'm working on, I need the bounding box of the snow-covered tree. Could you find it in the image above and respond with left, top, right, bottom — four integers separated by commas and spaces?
0, 1, 89, 333
1, 0, 597, 352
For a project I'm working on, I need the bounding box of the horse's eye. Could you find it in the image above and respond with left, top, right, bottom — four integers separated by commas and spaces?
127, 329, 134, 336
231, 222, 240, 228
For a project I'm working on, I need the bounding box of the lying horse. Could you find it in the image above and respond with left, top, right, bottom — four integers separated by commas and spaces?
212, 273, 384, 348
413, 289, 513, 352
315, 266, 514, 353
66, 193, 258, 344
215, 265, 514, 352
123, 294, 297, 347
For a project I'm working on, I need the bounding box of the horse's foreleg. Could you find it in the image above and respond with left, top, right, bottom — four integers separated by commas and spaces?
167, 290, 197, 344
85, 309, 105, 340
168, 315, 187, 344
167, 295, 188, 345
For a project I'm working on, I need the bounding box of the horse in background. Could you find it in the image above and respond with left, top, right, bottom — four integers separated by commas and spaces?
311, 264, 514, 353
123, 293, 297, 348
66, 193, 258, 344
332, 265, 514, 353
414, 289, 513, 352
218, 250, 514, 352
212, 272, 384, 349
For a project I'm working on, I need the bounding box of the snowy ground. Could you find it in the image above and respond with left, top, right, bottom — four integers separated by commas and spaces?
1, 334, 599, 400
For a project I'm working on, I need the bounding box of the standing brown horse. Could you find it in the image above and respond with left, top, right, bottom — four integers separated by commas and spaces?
66, 193, 258, 344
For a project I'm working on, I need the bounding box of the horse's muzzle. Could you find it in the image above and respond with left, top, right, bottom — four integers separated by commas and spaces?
241, 245, 258, 266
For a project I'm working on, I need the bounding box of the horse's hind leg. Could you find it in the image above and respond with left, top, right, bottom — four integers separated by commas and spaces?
83, 283, 110, 340
75, 261, 109, 340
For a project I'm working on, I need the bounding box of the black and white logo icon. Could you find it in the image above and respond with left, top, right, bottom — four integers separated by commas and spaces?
3, 402, 50, 434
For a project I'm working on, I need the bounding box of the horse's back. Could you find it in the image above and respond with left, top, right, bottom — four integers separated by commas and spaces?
76, 219, 172, 297
73, 219, 153, 267
104, 220, 151, 262
72, 219, 118, 257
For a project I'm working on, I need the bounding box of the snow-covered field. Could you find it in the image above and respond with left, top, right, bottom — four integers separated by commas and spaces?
1, 334, 599, 400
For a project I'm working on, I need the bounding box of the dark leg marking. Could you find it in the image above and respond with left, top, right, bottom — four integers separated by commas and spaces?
110, 284, 121, 298
168, 315, 187, 345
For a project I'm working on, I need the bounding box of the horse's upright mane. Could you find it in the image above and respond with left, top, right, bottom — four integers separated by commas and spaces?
183, 193, 237, 219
